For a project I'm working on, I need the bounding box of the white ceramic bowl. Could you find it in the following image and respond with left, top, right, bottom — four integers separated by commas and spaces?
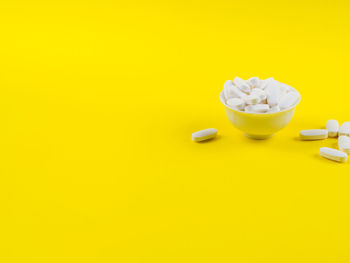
219, 88, 301, 139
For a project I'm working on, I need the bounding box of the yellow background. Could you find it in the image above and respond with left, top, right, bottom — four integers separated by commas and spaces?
1, 0, 350, 262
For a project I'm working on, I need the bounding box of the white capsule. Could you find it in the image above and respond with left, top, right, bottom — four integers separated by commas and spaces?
233, 77, 251, 94
249, 104, 270, 113
279, 92, 299, 110
251, 88, 266, 101
251, 88, 264, 94
279, 84, 289, 100
192, 128, 218, 142
244, 105, 254, 113
226, 98, 245, 110
339, 122, 350, 136
338, 136, 350, 154
265, 81, 280, 107
279, 84, 289, 94
320, 147, 347, 163
300, 129, 328, 140
254, 79, 263, 89
247, 77, 259, 88
245, 94, 261, 105
269, 105, 280, 113
223, 80, 235, 100
258, 77, 274, 90
224, 80, 246, 100
281, 83, 293, 91
326, 119, 339, 137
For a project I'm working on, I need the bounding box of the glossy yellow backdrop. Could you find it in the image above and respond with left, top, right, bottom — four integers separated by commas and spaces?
1, 0, 350, 262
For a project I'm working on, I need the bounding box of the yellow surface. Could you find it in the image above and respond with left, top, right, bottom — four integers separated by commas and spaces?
1, 0, 350, 262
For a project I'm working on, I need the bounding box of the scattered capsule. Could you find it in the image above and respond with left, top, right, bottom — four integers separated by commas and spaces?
192, 128, 218, 142
338, 135, 350, 154
339, 122, 350, 136
320, 147, 347, 162
326, 119, 339, 137
299, 129, 328, 140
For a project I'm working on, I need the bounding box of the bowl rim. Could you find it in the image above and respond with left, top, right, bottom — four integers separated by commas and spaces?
219, 86, 301, 115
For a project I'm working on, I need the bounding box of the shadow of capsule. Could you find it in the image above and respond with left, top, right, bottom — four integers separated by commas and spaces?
314, 153, 348, 164
293, 136, 302, 141
292, 136, 325, 142
192, 135, 221, 144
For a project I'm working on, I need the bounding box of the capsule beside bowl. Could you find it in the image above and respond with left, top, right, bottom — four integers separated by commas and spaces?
219, 89, 300, 139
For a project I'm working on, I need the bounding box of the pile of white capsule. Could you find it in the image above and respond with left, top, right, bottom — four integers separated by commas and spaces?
223, 77, 300, 113
300, 120, 350, 162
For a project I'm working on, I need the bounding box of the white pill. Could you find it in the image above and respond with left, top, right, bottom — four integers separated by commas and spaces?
251, 88, 264, 94
254, 79, 263, 89
265, 81, 280, 107
279, 84, 289, 100
233, 77, 251, 94
269, 105, 280, 113
247, 77, 259, 88
279, 84, 289, 94
224, 80, 246, 100
245, 94, 261, 105
249, 104, 270, 113
223, 80, 236, 100
279, 92, 299, 110
251, 88, 266, 101
260, 98, 267, 104
339, 122, 350, 136
192, 128, 218, 142
320, 147, 347, 162
244, 105, 254, 113
338, 135, 350, 154
299, 129, 328, 140
281, 83, 293, 92
226, 98, 245, 110
258, 77, 274, 90
326, 119, 339, 137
